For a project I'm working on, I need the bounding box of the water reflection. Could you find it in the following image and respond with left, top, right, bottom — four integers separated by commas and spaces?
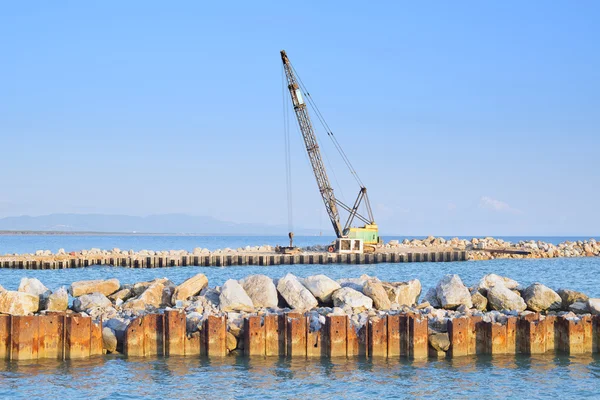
0, 354, 598, 399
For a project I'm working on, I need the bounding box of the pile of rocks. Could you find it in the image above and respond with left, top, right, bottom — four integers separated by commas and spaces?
1, 272, 598, 355
10, 236, 598, 261
385, 236, 600, 260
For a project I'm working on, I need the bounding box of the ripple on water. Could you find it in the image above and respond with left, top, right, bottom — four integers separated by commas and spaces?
0, 257, 598, 297
0, 354, 599, 399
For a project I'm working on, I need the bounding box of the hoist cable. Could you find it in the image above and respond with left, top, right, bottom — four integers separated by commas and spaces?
282, 64, 293, 232
289, 62, 365, 188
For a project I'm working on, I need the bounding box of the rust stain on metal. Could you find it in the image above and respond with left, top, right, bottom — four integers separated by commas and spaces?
65, 315, 91, 359
386, 314, 400, 358
357, 323, 369, 357
164, 310, 186, 356
0, 315, 10, 360
399, 314, 410, 357
306, 326, 324, 357
326, 315, 347, 357
244, 315, 265, 356
558, 317, 585, 354
38, 314, 64, 359
11, 315, 39, 360
143, 314, 164, 356
505, 316, 517, 354
264, 314, 285, 356
205, 315, 226, 357
124, 316, 145, 356
184, 331, 202, 356
448, 317, 468, 357
408, 315, 428, 359
286, 315, 306, 357
90, 320, 103, 356
581, 316, 593, 353
470, 316, 484, 355
544, 315, 557, 352
368, 317, 387, 358
346, 318, 359, 357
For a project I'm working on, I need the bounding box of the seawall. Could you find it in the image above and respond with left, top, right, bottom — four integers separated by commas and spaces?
0, 312, 597, 360
0, 250, 467, 269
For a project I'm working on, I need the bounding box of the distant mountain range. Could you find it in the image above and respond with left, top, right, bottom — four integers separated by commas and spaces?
0, 213, 316, 235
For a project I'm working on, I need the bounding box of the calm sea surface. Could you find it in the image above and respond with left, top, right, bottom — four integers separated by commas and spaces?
0, 235, 598, 399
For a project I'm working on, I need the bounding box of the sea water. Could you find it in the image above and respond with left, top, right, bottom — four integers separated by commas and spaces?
0, 235, 598, 399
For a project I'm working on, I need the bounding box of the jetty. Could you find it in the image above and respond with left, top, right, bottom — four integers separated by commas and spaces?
0, 236, 598, 270
0, 249, 468, 270
0, 271, 598, 361
0, 310, 598, 361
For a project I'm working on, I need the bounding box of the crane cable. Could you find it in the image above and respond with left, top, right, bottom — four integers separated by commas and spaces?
285, 62, 348, 211
289, 62, 365, 188
282, 64, 294, 233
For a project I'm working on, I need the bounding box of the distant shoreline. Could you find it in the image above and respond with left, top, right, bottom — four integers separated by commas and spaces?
0, 231, 596, 238
0, 231, 297, 237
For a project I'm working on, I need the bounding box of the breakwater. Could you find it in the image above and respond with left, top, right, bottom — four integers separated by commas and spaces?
0, 236, 598, 270
0, 250, 467, 269
0, 270, 599, 361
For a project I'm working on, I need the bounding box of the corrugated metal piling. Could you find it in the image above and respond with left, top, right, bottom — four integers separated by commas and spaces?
0, 250, 468, 270
0, 313, 102, 361
1, 313, 598, 361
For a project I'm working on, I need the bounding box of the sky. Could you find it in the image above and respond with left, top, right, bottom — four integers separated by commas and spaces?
0, 1, 598, 236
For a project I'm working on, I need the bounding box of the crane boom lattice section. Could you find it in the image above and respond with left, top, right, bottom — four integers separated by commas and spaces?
281, 50, 344, 238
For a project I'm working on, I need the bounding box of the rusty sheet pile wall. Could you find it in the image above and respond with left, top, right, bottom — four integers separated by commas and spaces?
123, 311, 599, 359
0, 314, 102, 360
0, 251, 467, 270
1, 312, 597, 361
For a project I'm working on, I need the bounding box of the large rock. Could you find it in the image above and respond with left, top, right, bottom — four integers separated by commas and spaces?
73, 293, 112, 312
45, 287, 69, 311
171, 273, 208, 303
381, 279, 421, 306
302, 275, 341, 303
0, 291, 39, 315
557, 289, 589, 311
18, 278, 50, 298
240, 275, 278, 308
331, 287, 373, 311
102, 327, 118, 353
219, 279, 254, 312
429, 332, 451, 351
104, 318, 129, 342
476, 274, 519, 295
588, 298, 600, 315
109, 288, 135, 303
337, 276, 369, 293
471, 291, 488, 311
277, 273, 318, 311
226, 331, 238, 352
569, 301, 589, 314
363, 280, 391, 310
436, 275, 472, 309
123, 279, 175, 311
487, 285, 527, 312
422, 287, 441, 308
71, 278, 120, 297
522, 283, 562, 312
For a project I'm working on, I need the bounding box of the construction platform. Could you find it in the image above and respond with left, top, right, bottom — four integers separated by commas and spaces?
0, 250, 468, 270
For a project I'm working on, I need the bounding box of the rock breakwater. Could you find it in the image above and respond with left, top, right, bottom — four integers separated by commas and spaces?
1, 271, 599, 359
0, 237, 597, 270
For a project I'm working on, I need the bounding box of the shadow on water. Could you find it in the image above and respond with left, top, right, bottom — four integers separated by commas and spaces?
0, 353, 599, 399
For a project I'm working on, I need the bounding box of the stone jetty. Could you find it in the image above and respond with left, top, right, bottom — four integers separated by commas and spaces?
0, 236, 598, 270
0, 272, 599, 360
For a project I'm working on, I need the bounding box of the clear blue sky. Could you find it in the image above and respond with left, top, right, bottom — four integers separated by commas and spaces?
1, 1, 598, 236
